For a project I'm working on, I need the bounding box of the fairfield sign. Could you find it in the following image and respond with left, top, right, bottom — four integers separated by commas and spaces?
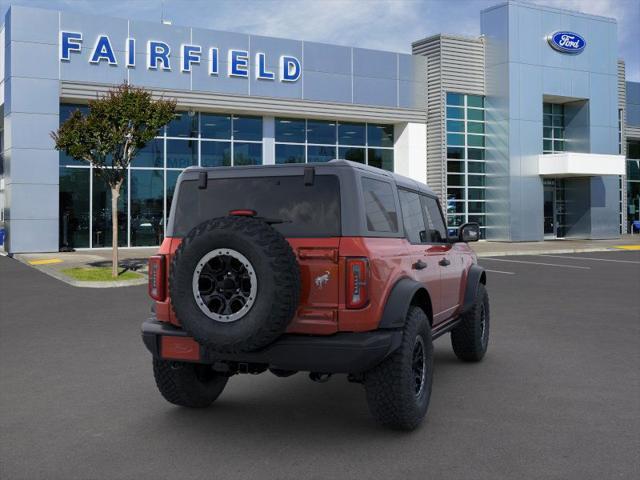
59, 31, 302, 82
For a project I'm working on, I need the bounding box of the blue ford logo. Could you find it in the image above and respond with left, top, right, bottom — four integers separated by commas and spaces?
547, 31, 586, 54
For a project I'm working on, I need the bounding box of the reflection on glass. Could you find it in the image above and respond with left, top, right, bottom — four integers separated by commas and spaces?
307, 120, 336, 145
59, 167, 90, 248
201, 113, 231, 139
131, 170, 164, 246
368, 148, 393, 171
446, 120, 464, 133
201, 141, 231, 167
234, 142, 262, 165
446, 93, 464, 106
134, 138, 163, 168
233, 115, 262, 141
338, 122, 366, 146
275, 118, 306, 143
338, 147, 365, 163
276, 144, 305, 164
166, 139, 197, 168
367, 124, 394, 147
467, 109, 484, 121
92, 170, 127, 247
167, 111, 198, 138
307, 145, 335, 163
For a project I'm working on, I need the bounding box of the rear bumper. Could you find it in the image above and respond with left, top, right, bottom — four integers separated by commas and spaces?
141, 318, 402, 374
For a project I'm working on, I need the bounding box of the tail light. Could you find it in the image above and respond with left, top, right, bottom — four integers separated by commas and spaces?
346, 257, 369, 309
148, 255, 166, 301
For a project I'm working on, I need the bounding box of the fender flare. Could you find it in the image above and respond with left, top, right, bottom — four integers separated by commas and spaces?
378, 278, 432, 329
461, 264, 487, 314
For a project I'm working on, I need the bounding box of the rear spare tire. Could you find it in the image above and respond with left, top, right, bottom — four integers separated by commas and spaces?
170, 216, 300, 353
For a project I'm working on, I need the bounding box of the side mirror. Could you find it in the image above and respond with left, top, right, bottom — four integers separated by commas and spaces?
458, 222, 480, 242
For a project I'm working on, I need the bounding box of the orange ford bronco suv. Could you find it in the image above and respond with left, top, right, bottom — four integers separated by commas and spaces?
142, 160, 489, 430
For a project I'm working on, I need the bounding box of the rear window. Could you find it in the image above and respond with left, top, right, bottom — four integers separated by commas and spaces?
171, 174, 341, 237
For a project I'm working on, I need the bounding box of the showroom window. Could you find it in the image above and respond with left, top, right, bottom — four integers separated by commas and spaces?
543, 103, 565, 154
58, 104, 263, 248
274, 118, 394, 171
445, 92, 486, 238
627, 140, 640, 233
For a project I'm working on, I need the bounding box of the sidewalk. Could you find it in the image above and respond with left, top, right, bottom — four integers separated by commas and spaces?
470, 234, 640, 257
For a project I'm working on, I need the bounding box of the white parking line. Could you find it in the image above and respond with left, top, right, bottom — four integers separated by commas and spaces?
484, 269, 516, 275
481, 258, 591, 269
540, 254, 640, 265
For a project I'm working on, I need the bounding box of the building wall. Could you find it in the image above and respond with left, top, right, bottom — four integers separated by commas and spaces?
481, 1, 620, 241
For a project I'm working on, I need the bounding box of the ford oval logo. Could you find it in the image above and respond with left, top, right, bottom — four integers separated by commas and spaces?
547, 31, 586, 54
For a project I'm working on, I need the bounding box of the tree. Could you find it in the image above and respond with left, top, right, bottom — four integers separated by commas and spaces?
52, 83, 176, 278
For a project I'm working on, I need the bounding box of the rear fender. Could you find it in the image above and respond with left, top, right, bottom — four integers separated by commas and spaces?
461, 265, 486, 314
378, 278, 433, 329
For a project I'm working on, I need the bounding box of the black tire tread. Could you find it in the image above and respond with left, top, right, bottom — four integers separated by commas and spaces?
451, 283, 489, 362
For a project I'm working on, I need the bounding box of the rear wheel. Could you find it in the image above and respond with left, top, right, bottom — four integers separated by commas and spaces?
364, 306, 433, 430
153, 359, 228, 408
451, 283, 490, 362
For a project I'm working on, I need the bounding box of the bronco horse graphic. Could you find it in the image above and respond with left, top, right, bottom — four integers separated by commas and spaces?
314, 271, 330, 289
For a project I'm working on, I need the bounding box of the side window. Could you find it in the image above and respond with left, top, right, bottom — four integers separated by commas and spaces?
361, 177, 398, 233
399, 189, 427, 243
421, 195, 448, 243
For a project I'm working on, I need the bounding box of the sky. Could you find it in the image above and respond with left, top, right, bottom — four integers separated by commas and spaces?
1, 0, 638, 80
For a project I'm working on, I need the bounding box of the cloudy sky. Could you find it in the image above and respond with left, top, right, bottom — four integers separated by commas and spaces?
1, 0, 638, 80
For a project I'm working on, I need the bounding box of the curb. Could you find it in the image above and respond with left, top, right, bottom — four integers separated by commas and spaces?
474, 246, 624, 258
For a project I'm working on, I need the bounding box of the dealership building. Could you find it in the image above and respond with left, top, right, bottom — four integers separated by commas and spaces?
0, 1, 639, 252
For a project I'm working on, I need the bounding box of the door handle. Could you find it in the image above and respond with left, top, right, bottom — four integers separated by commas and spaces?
439, 258, 451, 267
412, 259, 427, 270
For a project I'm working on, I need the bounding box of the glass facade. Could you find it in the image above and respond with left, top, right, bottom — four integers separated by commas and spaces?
543, 103, 565, 154
58, 104, 263, 248
445, 92, 486, 237
274, 118, 394, 170
627, 140, 640, 232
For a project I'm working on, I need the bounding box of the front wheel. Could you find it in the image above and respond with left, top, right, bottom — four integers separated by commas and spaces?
451, 283, 490, 362
153, 359, 228, 408
364, 306, 433, 430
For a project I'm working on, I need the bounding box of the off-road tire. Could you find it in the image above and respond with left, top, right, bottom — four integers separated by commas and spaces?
153, 359, 228, 408
364, 306, 433, 431
451, 283, 489, 362
170, 216, 300, 353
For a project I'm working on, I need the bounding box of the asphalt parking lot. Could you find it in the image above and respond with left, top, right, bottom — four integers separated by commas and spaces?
1, 250, 639, 480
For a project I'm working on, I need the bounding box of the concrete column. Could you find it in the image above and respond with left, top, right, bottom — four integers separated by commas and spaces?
393, 122, 427, 185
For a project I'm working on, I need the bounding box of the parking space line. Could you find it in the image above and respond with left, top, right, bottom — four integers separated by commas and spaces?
481, 258, 591, 269
540, 254, 640, 264
484, 269, 516, 275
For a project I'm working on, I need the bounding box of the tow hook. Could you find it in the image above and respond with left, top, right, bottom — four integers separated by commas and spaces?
309, 372, 332, 383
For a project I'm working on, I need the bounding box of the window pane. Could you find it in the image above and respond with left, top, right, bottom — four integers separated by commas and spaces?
307, 120, 336, 144
468, 201, 485, 214
59, 151, 86, 167
554, 128, 564, 139
554, 140, 564, 151
543, 139, 553, 151
367, 124, 394, 147
59, 167, 90, 248
308, 145, 336, 163
447, 188, 465, 201
368, 148, 393, 171
275, 117, 306, 143
447, 215, 465, 227
543, 127, 553, 138
447, 147, 464, 159
467, 134, 485, 147
468, 188, 485, 200
361, 178, 398, 233
60, 103, 89, 123
446, 92, 464, 106
467, 122, 484, 134
468, 148, 484, 160
338, 147, 365, 163
447, 133, 464, 146
448, 174, 465, 186
543, 114, 553, 126
133, 138, 163, 168
446, 200, 465, 214
467, 95, 484, 108
552, 103, 563, 115
421, 196, 447, 243
338, 122, 365, 146
201, 113, 231, 139
467, 109, 484, 121
92, 170, 127, 247
469, 215, 486, 226
399, 190, 427, 243
201, 141, 231, 167
468, 175, 486, 186
446, 106, 464, 119
447, 160, 464, 173
468, 161, 485, 173
166, 139, 197, 168
447, 120, 464, 133
275, 144, 305, 164
130, 169, 164, 246
167, 111, 198, 138
552, 115, 563, 127
628, 141, 640, 159
627, 159, 640, 180
233, 115, 262, 141
543, 103, 552, 114
234, 142, 262, 165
